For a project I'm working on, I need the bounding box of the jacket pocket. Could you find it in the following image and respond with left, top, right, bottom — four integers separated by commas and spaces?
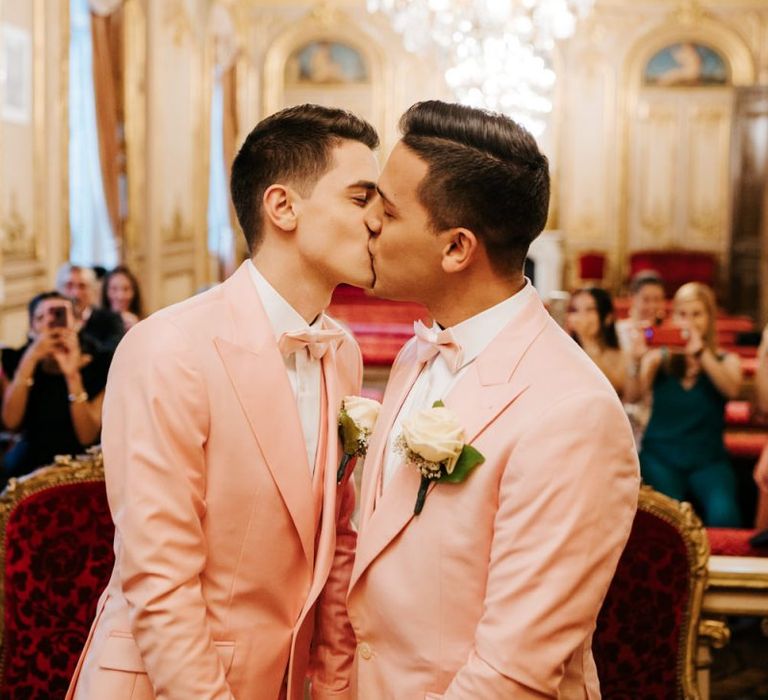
98, 632, 235, 674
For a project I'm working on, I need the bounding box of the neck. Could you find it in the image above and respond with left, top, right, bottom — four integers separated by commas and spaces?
428, 273, 526, 328
251, 247, 333, 324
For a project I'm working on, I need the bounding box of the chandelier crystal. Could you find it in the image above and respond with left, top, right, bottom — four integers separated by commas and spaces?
367, 0, 594, 135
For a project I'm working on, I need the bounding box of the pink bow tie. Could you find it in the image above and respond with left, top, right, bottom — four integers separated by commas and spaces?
413, 320, 463, 373
278, 327, 345, 360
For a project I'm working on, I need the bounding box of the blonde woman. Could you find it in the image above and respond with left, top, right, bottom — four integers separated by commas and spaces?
628, 282, 742, 526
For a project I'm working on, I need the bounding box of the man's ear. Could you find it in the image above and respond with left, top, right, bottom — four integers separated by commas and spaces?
440, 228, 478, 274
263, 184, 298, 232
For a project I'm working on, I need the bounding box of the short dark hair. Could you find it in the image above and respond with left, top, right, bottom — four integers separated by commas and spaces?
102, 265, 144, 317
230, 104, 379, 253
398, 100, 549, 276
28, 291, 69, 322
629, 270, 665, 296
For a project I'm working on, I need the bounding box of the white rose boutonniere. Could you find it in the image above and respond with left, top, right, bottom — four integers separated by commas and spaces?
337, 396, 381, 484
397, 401, 485, 515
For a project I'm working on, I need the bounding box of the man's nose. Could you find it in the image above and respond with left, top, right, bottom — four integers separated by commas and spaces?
365, 211, 382, 237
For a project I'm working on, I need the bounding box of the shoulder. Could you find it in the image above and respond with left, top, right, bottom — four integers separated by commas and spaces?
1, 345, 26, 377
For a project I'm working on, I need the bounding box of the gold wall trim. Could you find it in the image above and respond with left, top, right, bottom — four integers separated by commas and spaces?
60, 0, 70, 265
32, 0, 45, 262
123, 0, 147, 271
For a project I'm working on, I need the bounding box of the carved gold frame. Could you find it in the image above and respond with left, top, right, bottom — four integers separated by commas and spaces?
636, 485, 727, 699
0, 448, 106, 678
615, 9, 756, 289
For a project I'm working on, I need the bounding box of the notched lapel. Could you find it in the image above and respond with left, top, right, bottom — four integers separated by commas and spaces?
213, 336, 315, 568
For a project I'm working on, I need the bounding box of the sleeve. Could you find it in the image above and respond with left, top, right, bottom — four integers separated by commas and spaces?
308, 340, 363, 700
101, 319, 235, 700
443, 390, 640, 699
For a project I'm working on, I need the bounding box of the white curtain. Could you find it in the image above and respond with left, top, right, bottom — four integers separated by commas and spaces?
207, 70, 235, 268
69, 0, 118, 267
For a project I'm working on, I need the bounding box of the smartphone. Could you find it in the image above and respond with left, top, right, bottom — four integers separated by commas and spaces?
48, 304, 69, 329
646, 325, 687, 347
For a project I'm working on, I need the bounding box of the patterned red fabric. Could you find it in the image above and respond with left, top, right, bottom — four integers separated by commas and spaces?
594, 509, 691, 698
629, 250, 716, 296
1, 480, 114, 698
707, 528, 767, 557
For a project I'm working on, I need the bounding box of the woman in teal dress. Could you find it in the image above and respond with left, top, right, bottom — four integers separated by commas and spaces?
627, 282, 743, 526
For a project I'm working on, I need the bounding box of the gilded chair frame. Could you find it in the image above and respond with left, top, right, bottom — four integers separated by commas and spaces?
0, 448, 105, 680
635, 485, 728, 700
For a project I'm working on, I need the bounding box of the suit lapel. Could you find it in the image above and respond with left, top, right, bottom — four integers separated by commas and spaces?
357, 341, 424, 531
350, 293, 551, 592
214, 263, 315, 568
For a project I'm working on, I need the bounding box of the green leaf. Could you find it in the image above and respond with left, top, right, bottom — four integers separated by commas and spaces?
432, 400, 445, 408
338, 410, 360, 455
439, 444, 485, 484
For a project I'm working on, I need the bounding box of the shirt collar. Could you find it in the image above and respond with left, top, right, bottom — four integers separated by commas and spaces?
248, 260, 322, 339
436, 280, 536, 371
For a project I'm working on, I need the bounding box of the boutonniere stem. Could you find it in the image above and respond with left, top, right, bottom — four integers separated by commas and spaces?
398, 401, 485, 515
337, 396, 381, 484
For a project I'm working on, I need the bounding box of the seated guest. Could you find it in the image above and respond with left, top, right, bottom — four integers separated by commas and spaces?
616, 271, 667, 445
0, 292, 109, 483
629, 282, 742, 526
56, 263, 124, 351
754, 325, 768, 517
101, 265, 144, 331
567, 286, 627, 393
757, 322, 768, 415
616, 270, 666, 352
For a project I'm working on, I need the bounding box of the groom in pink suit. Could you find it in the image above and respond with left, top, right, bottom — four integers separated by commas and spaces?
348, 101, 640, 699
67, 105, 379, 699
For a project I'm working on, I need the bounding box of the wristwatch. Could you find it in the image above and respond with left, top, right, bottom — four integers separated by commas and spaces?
68, 391, 89, 404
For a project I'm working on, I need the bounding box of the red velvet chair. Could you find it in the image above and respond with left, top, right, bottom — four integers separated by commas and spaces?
593, 486, 725, 699
0, 450, 114, 698
629, 250, 717, 297
578, 251, 607, 286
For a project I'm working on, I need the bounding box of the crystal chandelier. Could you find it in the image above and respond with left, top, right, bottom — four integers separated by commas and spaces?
367, 0, 595, 135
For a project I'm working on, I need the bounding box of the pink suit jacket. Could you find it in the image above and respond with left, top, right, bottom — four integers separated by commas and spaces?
347, 293, 640, 699
67, 262, 360, 700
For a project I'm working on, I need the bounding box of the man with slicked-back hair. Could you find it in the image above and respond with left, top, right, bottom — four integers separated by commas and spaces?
348, 101, 639, 698
68, 104, 379, 700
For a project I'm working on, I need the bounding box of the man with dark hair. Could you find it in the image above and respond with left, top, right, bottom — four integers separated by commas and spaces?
68, 104, 379, 700
348, 101, 639, 698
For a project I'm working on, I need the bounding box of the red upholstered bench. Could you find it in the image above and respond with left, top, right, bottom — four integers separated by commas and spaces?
629, 249, 716, 296
724, 431, 768, 459
707, 528, 767, 557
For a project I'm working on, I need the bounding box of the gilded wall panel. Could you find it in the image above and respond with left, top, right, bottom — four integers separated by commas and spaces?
628, 100, 678, 250
686, 100, 731, 249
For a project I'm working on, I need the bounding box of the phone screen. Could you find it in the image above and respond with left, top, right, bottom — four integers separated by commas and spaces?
48, 305, 69, 329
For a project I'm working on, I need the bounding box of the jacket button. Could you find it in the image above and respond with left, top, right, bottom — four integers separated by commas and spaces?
358, 642, 373, 660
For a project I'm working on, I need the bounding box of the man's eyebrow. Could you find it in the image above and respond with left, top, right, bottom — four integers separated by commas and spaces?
347, 180, 377, 191
376, 186, 397, 209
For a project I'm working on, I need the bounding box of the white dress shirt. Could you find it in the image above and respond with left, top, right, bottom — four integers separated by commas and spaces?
248, 261, 322, 472
382, 281, 537, 488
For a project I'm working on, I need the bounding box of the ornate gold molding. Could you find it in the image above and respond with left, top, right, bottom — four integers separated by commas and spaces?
164, 0, 194, 48
123, 0, 147, 270
162, 206, 190, 242
1, 194, 33, 259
